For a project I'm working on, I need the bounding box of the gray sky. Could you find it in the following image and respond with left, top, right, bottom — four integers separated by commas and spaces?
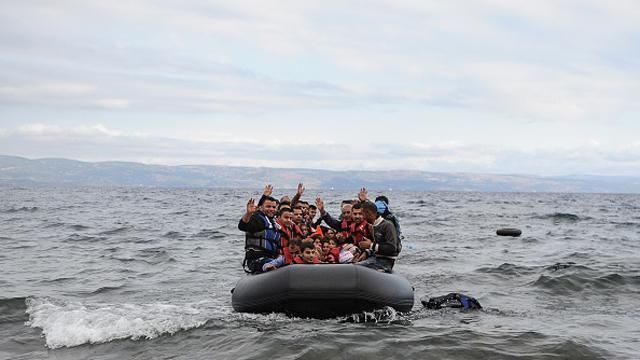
1, 1, 639, 175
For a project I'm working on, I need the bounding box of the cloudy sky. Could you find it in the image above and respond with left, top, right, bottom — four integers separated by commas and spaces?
1, 1, 639, 176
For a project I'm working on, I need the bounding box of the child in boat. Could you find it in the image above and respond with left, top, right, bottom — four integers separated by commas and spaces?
299, 223, 310, 238
322, 238, 339, 263
288, 238, 301, 259
325, 227, 336, 241
263, 237, 305, 271
292, 241, 320, 264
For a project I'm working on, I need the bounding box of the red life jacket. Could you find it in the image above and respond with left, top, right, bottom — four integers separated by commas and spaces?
349, 220, 370, 246
276, 219, 293, 264
325, 247, 341, 263
341, 219, 350, 232
337, 219, 352, 243
276, 219, 291, 245
292, 223, 305, 240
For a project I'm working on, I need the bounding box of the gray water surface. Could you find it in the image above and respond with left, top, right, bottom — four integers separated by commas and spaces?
1, 187, 639, 359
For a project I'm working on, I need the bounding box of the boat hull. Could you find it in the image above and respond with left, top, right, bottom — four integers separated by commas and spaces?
231, 264, 414, 319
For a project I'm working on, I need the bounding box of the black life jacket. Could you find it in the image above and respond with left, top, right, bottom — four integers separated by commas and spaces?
421, 292, 482, 310
245, 212, 282, 257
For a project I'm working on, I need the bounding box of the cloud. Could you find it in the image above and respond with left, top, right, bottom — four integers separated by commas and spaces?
0, 83, 94, 97
458, 62, 640, 122
17, 123, 63, 136
2, 1, 638, 121
2, 123, 640, 176
15, 123, 123, 138
1, 2, 639, 177
92, 98, 130, 110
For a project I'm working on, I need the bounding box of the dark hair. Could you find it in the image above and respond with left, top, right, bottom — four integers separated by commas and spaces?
361, 200, 378, 214
289, 238, 302, 247
300, 242, 314, 251
280, 200, 291, 207
352, 202, 363, 210
374, 195, 389, 205
259, 195, 278, 206
299, 201, 309, 206
308, 204, 317, 210
278, 207, 292, 216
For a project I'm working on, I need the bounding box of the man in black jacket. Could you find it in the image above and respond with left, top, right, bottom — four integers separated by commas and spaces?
238, 195, 283, 273
357, 201, 401, 273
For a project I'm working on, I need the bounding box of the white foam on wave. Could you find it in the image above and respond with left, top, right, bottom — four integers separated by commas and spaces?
25, 297, 215, 349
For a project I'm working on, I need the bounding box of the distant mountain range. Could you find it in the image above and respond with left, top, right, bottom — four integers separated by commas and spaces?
1, 155, 639, 193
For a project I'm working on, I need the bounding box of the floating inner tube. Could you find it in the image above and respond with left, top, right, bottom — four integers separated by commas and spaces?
231, 264, 414, 319
496, 228, 522, 237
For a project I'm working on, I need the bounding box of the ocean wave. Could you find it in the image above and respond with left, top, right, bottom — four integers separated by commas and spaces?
0, 297, 28, 324
88, 285, 126, 295
25, 297, 211, 349
611, 221, 640, 228
108, 249, 176, 265
338, 306, 410, 325
407, 199, 432, 206
194, 229, 226, 239
532, 272, 639, 294
475, 263, 539, 276
6, 242, 37, 249
533, 212, 587, 222
97, 226, 132, 235
132, 237, 157, 244
63, 234, 106, 243
44, 222, 66, 228
163, 231, 186, 239
138, 248, 176, 263
109, 256, 138, 263
70, 224, 92, 231
3, 206, 39, 213
546, 262, 584, 272
38, 277, 76, 284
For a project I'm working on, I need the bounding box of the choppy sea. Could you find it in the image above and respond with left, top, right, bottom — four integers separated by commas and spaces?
1, 187, 639, 359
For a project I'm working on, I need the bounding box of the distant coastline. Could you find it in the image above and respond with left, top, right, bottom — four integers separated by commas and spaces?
1, 155, 639, 193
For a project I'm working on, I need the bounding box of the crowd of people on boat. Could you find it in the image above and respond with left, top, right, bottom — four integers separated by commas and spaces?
238, 183, 402, 274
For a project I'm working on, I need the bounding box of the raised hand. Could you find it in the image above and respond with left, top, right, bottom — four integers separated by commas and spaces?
241, 198, 258, 223
263, 184, 273, 197
246, 198, 257, 215
315, 197, 325, 214
358, 187, 368, 202
297, 183, 305, 196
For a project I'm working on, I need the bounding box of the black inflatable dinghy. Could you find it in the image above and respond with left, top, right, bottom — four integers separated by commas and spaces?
232, 264, 414, 319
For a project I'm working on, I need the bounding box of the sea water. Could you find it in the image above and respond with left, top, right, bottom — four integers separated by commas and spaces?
1, 187, 639, 359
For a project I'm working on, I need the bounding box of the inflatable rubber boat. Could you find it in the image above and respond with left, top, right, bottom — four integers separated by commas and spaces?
231, 264, 414, 319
